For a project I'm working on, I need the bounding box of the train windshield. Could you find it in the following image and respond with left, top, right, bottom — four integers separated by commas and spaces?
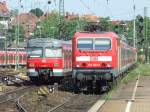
94, 38, 111, 50
27, 47, 42, 58
77, 38, 93, 50
45, 48, 62, 58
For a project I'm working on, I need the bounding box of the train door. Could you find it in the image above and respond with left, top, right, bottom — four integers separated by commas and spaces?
117, 38, 121, 73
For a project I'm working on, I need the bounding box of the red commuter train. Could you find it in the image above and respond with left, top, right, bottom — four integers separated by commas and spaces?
27, 38, 72, 82
72, 32, 136, 92
0, 48, 26, 66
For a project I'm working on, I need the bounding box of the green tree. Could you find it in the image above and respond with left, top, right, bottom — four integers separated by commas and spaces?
64, 17, 88, 39
30, 8, 43, 17
124, 21, 134, 45
37, 11, 88, 39
40, 11, 59, 38
99, 17, 112, 31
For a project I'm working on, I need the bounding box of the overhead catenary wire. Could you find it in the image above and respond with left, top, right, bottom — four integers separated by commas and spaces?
79, 0, 96, 15
53, 0, 58, 10
95, 0, 145, 20
94, 0, 112, 18
106, 0, 113, 18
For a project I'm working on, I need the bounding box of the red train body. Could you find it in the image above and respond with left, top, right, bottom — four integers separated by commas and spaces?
27, 38, 72, 82
72, 32, 136, 92
0, 49, 26, 66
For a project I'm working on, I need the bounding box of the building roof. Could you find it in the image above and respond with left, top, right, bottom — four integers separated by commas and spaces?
81, 14, 99, 22
111, 20, 122, 25
0, 1, 9, 17
11, 13, 38, 38
65, 12, 79, 20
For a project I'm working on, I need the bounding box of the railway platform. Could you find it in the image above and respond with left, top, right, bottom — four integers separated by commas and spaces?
96, 76, 150, 112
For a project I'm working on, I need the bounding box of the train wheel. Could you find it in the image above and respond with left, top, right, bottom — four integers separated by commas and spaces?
73, 79, 80, 94
29, 77, 40, 84
87, 80, 93, 93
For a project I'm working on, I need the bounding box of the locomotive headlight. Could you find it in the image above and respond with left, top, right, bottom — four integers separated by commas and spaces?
29, 63, 34, 67
76, 64, 80, 67
107, 64, 111, 68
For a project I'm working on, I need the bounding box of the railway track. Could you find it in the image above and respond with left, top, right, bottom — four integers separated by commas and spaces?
0, 84, 38, 112
0, 86, 36, 104
0, 101, 18, 112
0, 69, 105, 112
0, 86, 39, 112
17, 90, 102, 112
47, 94, 101, 112
0, 68, 32, 111
15, 76, 107, 112
0, 68, 29, 85
17, 95, 28, 112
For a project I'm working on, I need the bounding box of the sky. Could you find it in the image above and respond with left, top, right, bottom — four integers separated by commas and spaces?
5, 0, 150, 20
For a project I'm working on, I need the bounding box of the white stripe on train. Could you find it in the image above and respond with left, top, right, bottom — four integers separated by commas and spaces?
53, 69, 63, 73
76, 56, 112, 62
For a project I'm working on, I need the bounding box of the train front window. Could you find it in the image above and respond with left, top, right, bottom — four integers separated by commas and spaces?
27, 48, 42, 58
77, 38, 93, 50
45, 48, 62, 58
94, 38, 111, 50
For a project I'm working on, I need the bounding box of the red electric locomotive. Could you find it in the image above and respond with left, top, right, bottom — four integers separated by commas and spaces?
72, 32, 136, 92
27, 38, 72, 82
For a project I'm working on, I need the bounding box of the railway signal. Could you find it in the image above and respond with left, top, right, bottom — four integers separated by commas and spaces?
48, 0, 51, 4
137, 16, 144, 46
138, 16, 144, 35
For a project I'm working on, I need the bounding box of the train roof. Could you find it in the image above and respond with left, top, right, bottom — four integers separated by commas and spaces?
27, 38, 71, 48
74, 32, 130, 41
74, 31, 119, 39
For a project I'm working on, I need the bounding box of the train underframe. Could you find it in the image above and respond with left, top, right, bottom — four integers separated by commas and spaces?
72, 68, 118, 93
27, 68, 64, 84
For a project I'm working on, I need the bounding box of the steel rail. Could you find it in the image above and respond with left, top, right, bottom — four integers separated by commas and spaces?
47, 94, 77, 112
17, 95, 28, 112
0, 86, 38, 104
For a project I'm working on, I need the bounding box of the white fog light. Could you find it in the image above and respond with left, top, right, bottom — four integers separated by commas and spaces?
76, 64, 80, 67
107, 64, 111, 67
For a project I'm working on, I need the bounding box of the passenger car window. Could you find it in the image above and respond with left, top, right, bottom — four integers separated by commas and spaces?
27, 47, 42, 58
45, 48, 62, 58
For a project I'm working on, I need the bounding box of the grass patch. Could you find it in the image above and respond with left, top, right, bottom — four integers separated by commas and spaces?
137, 64, 150, 76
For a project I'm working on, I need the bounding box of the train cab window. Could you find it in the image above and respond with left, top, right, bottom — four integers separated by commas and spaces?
77, 38, 93, 50
45, 48, 62, 58
27, 47, 42, 58
94, 38, 111, 50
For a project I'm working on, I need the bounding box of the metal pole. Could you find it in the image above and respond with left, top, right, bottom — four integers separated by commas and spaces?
144, 7, 148, 63
59, 0, 64, 38
133, 0, 136, 48
48, 1, 51, 37
5, 36, 7, 67
15, 0, 21, 71
15, 24, 18, 71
